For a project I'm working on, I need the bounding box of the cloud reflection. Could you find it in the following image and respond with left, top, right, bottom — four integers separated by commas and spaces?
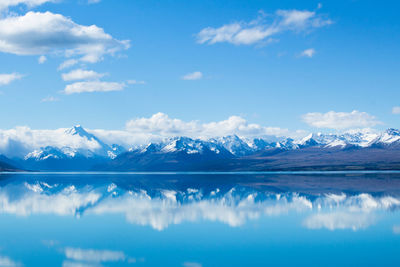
0, 181, 399, 231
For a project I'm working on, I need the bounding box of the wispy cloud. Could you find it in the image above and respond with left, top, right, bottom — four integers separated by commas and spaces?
0, 0, 56, 12
65, 248, 126, 263
62, 69, 106, 81
392, 106, 400, 114
64, 81, 126, 94
300, 48, 315, 58
196, 8, 332, 46
127, 80, 146, 85
41, 96, 59, 102
38, 55, 47, 64
302, 110, 381, 130
0, 73, 23, 86
182, 71, 203, 80
58, 59, 79, 71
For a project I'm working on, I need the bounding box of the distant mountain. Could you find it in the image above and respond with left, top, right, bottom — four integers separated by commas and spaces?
101, 137, 234, 171
17, 125, 126, 171
2, 125, 400, 172
103, 129, 400, 171
0, 155, 22, 172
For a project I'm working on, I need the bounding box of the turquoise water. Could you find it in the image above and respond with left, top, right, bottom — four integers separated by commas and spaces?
0, 172, 399, 266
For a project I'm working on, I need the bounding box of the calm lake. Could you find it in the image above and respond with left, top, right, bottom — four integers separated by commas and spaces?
0, 172, 399, 266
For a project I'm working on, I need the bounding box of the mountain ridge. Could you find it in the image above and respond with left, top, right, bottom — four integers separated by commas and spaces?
1, 126, 400, 171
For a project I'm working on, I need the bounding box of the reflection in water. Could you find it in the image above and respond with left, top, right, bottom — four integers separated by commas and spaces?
0, 174, 399, 231
0, 255, 21, 267
0, 172, 400, 266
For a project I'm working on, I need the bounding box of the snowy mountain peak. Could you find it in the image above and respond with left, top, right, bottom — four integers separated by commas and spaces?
65, 125, 95, 139
371, 128, 400, 145
386, 128, 400, 136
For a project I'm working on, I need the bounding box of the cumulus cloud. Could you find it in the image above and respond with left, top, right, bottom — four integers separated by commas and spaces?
300, 48, 315, 58
182, 71, 203, 80
0, 126, 106, 157
125, 112, 290, 139
196, 9, 332, 45
0, 113, 300, 157
0, 73, 23, 86
392, 106, 400, 115
64, 81, 125, 94
302, 110, 381, 130
0, 11, 130, 63
62, 69, 105, 81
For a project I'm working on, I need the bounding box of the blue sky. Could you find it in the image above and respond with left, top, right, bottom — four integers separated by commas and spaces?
0, 0, 399, 134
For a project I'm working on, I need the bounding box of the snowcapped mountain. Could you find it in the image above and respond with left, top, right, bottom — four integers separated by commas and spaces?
130, 136, 233, 157
24, 125, 126, 162
210, 135, 256, 156
293, 131, 379, 149
1, 125, 400, 171
370, 128, 400, 148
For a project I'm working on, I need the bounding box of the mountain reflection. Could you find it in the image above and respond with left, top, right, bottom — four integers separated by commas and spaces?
0, 172, 399, 231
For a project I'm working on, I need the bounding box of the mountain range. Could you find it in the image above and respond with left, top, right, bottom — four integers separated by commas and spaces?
1, 125, 400, 171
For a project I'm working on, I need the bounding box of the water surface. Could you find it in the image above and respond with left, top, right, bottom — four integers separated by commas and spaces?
0, 172, 399, 266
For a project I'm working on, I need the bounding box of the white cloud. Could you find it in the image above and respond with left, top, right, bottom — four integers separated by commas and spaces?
302, 110, 381, 130
41, 96, 59, 102
125, 112, 290, 139
64, 81, 125, 94
0, 73, 23, 86
392, 106, 400, 115
62, 69, 105, 81
38, 55, 47, 64
300, 48, 315, 58
65, 248, 126, 263
0, 11, 130, 63
0, 126, 107, 157
0, 0, 55, 12
0, 113, 300, 157
58, 59, 79, 70
182, 71, 203, 80
196, 9, 332, 45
